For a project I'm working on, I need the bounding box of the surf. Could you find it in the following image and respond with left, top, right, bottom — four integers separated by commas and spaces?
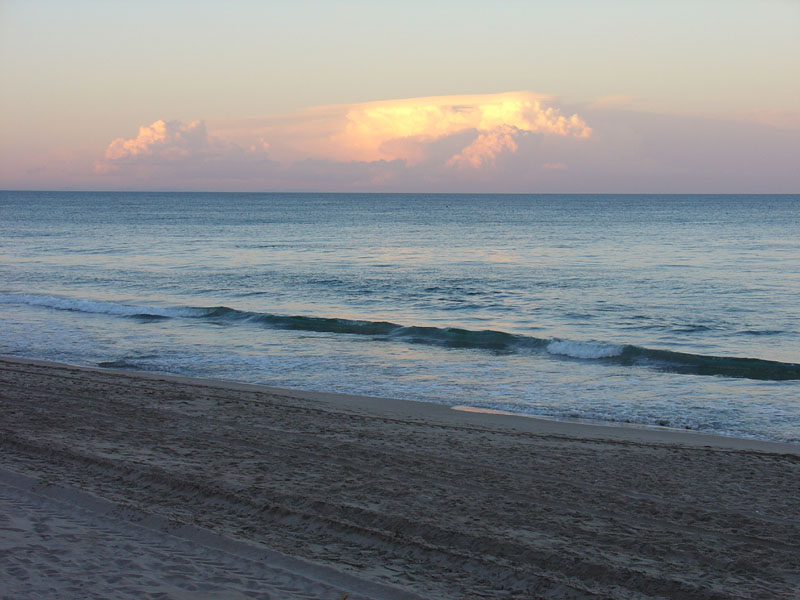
3, 293, 798, 381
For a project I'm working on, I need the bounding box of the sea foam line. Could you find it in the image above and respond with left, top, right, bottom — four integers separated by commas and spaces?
2, 292, 798, 381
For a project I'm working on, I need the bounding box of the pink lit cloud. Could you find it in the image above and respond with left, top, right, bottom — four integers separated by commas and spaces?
93, 119, 276, 188
75, 91, 800, 192
104, 120, 207, 161
95, 119, 271, 173
323, 91, 590, 165
447, 125, 521, 169
92, 92, 594, 189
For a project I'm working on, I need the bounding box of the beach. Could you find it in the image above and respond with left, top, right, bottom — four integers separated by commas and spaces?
1, 356, 798, 599
5, 192, 800, 445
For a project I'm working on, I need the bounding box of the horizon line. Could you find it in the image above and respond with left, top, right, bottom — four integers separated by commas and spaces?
2, 189, 798, 196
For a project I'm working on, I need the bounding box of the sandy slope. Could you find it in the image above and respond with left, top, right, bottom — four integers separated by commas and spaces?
0, 468, 412, 600
1, 356, 798, 599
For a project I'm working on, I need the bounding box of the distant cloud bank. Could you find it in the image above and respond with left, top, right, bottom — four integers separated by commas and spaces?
95, 119, 272, 178
84, 90, 800, 192
93, 92, 594, 190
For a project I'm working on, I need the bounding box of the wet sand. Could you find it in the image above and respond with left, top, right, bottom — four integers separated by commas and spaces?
1, 356, 798, 599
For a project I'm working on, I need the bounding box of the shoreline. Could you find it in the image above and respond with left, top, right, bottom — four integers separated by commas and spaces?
4, 354, 798, 454
2, 355, 799, 598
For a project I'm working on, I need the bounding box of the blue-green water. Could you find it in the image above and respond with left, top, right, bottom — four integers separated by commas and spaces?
2, 191, 799, 441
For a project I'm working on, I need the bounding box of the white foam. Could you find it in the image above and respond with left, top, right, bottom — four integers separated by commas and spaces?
546, 339, 624, 359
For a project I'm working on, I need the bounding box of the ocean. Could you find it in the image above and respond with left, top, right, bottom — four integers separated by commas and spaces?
1, 191, 798, 442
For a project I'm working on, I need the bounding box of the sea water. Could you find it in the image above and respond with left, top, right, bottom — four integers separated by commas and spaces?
1, 191, 798, 442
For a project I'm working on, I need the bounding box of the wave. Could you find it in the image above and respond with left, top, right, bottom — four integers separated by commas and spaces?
546, 339, 624, 359
2, 293, 798, 381
0, 293, 204, 319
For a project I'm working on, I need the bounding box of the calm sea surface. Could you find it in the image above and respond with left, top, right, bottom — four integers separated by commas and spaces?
2, 191, 798, 442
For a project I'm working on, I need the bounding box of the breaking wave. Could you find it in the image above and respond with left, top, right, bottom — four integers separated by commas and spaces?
2, 293, 798, 381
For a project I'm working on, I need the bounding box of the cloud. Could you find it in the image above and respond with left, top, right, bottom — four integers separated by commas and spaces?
93, 92, 592, 188
103, 119, 207, 161
94, 118, 273, 178
205, 91, 590, 167
84, 91, 799, 193
744, 109, 800, 130
327, 91, 590, 165
446, 124, 522, 169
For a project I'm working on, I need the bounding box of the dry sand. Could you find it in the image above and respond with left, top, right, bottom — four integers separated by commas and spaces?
1, 356, 798, 599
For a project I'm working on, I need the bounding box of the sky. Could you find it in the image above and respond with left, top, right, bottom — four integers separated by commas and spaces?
1, 0, 798, 193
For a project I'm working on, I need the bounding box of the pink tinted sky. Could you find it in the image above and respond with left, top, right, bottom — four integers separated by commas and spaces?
1, 0, 798, 192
